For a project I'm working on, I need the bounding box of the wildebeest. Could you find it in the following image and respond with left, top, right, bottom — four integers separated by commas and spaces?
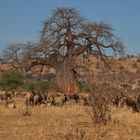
33, 94, 40, 106
67, 93, 79, 104
25, 92, 34, 106
125, 96, 139, 113
5, 90, 12, 101
24, 91, 91, 107
78, 92, 90, 105
61, 94, 69, 106
6, 102, 16, 109
25, 91, 50, 106
112, 94, 125, 107
0, 94, 6, 100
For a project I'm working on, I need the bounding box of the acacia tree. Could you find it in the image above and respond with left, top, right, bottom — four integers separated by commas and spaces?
2, 42, 39, 69
3, 8, 124, 93
0, 69, 24, 91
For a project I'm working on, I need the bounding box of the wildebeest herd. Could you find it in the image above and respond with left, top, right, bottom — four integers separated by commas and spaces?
25, 91, 90, 107
0, 90, 90, 108
112, 93, 140, 112
0, 89, 140, 113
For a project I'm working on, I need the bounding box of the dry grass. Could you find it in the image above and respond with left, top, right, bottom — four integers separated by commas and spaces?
0, 98, 140, 140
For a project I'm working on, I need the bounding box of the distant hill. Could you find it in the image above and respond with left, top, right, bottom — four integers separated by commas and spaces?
0, 56, 140, 91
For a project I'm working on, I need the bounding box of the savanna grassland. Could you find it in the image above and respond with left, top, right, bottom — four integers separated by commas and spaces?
0, 97, 140, 140
0, 56, 140, 140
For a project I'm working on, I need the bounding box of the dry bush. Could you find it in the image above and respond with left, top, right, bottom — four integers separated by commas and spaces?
65, 128, 87, 140
91, 95, 111, 126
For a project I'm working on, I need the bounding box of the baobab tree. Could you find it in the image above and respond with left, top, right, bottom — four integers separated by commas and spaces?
3, 8, 124, 93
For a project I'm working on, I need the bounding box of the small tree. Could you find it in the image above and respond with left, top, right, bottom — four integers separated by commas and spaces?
0, 69, 25, 91
34, 80, 49, 94
23, 82, 34, 92
24, 80, 49, 94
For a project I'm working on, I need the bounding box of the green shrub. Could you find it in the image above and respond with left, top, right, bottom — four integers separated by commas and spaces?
23, 82, 34, 91
0, 69, 25, 90
23, 80, 50, 94
34, 80, 49, 94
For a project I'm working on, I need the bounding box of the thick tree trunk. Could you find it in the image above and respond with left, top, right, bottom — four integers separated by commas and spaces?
55, 59, 79, 93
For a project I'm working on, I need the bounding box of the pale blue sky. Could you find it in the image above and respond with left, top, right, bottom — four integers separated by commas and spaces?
0, 0, 140, 55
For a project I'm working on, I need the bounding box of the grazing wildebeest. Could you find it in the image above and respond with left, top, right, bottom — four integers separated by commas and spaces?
61, 94, 69, 106
33, 94, 43, 106
111, 93, 126, 108
53, 92, 65, 106
25, 91, 44, 106
46, 92, 55, 106
25, 92, 34, 106
112, 95, 121, 107
5, 93, 16, 109
33, 94, 40, 106
78, 92, 90, 105
68, 93, 79, 104
0, 94, 6, 100
5, 90, 12, 100
44, 92, 69, 107
41, 92, 48, 104
6, 102, 16, 109
125, 97, 139, 113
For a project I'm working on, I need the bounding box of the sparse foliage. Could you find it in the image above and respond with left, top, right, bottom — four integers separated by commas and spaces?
2, 7, 124, 93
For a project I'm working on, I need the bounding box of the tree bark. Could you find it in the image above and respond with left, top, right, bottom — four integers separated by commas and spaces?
55, 59, 79, 93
